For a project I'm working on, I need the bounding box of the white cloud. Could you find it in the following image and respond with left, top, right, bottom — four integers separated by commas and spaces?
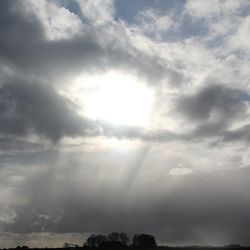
229, 16, 250, 50
168, 167, 193, 176
76, 0, 115, 26
135, 8, 174, 40
23, 0, 83, 40
185, 0, 250, 20
185, 0, 222, 20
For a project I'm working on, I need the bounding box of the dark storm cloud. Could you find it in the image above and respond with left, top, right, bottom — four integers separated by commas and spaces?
0, 80, 95, 141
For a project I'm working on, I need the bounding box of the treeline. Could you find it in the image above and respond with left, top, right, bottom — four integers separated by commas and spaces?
83, 232, 157, 248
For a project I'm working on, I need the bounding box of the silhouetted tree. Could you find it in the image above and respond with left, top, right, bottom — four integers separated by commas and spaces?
119, 232, 129, 245
85, 234, 96, 248
84, 232, 130, 248
99, 240, 124, 249
108, 232, 120, 242
95, 235, 107, 247
85, 234, 107, 248
108, 232, 129, 246
132, 234, 157, 248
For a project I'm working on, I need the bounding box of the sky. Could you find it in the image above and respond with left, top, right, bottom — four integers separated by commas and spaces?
1, 0, 250, 247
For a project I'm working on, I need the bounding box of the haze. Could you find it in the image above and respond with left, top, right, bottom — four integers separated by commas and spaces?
0, 0, 250, 248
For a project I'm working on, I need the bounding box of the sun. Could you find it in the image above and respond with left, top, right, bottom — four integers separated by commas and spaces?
76, 71, 154, 127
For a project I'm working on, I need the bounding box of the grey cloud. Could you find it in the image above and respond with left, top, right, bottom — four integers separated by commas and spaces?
176, 84, 250, 138
100, 120, 250, 145
0, 0, 104, 80
0, 77, 247, 153
0, 0, 186, 87
1, 0, 250, 246
0, 0, 187, 152
0, 78, 181, 145
222, 123, 250, 142
1, 0, 247, 145
0, 80, 95, 141
3, 160, 250, 245
0, 33, 105, 82
96, 121, 182, 142
107, 45, 186, 87
0, 137, 44, 153
0, 1, 45, 43
178, 84, 247, 123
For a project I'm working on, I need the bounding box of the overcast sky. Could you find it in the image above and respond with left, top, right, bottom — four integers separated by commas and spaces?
1, 0, 250, 247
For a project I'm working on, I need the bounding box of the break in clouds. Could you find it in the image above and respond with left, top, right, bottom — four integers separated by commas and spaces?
1, 0, 250, 247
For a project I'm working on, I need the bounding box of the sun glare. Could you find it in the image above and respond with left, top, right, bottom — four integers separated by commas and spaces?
76, 71, 154, 127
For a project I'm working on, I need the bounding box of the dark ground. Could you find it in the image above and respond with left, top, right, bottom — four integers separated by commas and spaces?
2, 246, 250, 250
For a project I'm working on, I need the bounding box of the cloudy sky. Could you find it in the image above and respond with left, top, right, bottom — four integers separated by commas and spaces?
1, 0, 250, 247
